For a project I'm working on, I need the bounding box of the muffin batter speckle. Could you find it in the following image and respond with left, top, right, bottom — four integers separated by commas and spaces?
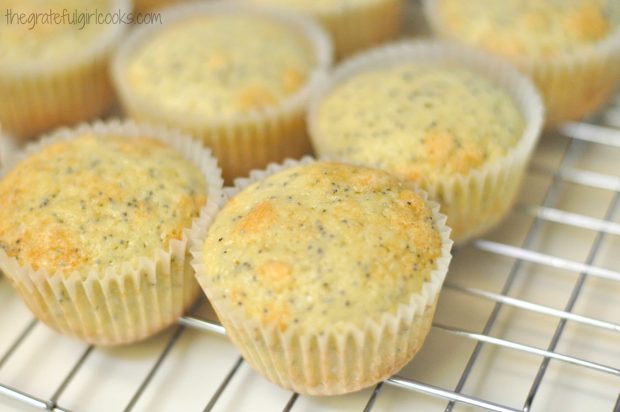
127, 15, 315, 118
435, 0, 620, 58
202, 162, 442, 333
0, 135, 207, 275
314, 63, 524, 183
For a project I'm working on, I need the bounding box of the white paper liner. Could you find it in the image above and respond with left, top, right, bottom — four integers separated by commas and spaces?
0, 0, 130, 140
422, 0, 620, 127
111, 1, 333, 182
244, 0, 403, 60
0, 130, 16, 169
307, 41, 545, 245
0, 120, 224, 345
190, 157, 453, 395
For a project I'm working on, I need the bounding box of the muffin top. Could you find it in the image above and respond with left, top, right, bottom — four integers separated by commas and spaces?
0, 0, 111, 66
0, 135, 207, 276
433, 0, 620, 58
201, 162, 443, 333
313, 63, 524, 183
126, 14, 315, 118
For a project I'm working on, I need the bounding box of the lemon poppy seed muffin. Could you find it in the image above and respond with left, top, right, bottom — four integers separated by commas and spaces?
125, 16, 313, 118
309, 42, 544, 244
207, 163, 441, 331
1, 0, 109, 65
0, 136, 205, 273
112, 2, 332, 182
0, 121, 223, 345
431, 0, 618, 57
192, 160, 452, 395
424, 0, 620, 126
315, 64, 524, 181
244, 0, 403, 60
0, 0, 129, 139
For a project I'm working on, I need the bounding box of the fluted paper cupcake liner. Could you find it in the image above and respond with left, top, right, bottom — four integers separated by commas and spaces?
307, 41, 545, 244
112, 1, 332, 183
191, 157, 453, 395
0, 120, 224, 345
423, 0, 620, 127
0, 0, 130, 140
0, 129, 16, 169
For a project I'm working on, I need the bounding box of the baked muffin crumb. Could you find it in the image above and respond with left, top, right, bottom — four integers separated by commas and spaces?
0, 134, 207, 275
126, 15, 315, 118
435, 0, 620, 58
315, 63, 524, 183
202, 162, 442, 333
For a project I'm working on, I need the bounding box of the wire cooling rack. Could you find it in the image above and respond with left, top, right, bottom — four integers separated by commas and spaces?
2, 2, 620, 410
1, 102, 620, 411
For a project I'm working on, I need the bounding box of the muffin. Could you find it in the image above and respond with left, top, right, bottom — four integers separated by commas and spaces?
112, 2, 332, 183
0, 121, 223, 345
243, 0, 404, 60
424, 0, 620, 126
308, 42, 544, 244
0, 0, 129, 140
191, 159, 452, 395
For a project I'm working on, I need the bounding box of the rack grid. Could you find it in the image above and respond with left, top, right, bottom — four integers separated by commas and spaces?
1, 103, 620, 411
2, 0, 620, 404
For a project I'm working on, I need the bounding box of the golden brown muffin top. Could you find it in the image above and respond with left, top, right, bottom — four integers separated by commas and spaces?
314, 63, 524, 184
0, 134, 207, 276
434, 0, 620, 58
201, 162, 443, 333
126, 14, 315, 118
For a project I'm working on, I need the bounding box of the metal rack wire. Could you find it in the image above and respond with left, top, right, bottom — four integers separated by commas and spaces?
1, 104, 620, 411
